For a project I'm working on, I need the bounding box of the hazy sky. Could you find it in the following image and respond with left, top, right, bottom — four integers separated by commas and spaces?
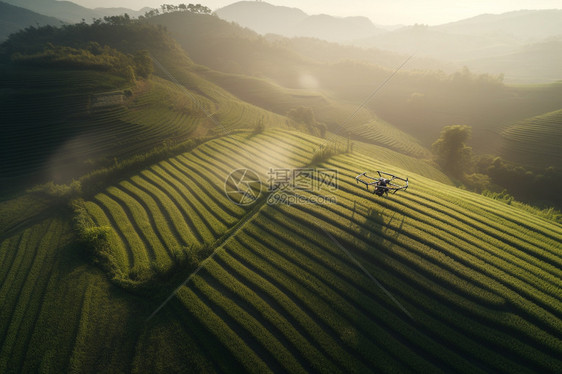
71, 0, 562, 25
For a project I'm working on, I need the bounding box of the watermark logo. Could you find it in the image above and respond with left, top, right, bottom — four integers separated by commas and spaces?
267, 168, 338, 192
224, 167, 338, 206
267, 192, 337, 206
224, 168, 262, 206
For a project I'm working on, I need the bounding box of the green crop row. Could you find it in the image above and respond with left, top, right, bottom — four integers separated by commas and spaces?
79, 131, 320, 287
348, 120, 431, 158
252, 209, 499, 372
266, 198, 560, 372
330, 170, 562, 302
211, 250, 364, 373
282, 200, 561, 371
140, 169, 216, 241
176, 285, 273, 373
224, 233, 432, 373
296, 185, 562, 340
0, 219, 69, 372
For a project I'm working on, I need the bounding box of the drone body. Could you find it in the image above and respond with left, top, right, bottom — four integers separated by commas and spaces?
356, 171, 408, 196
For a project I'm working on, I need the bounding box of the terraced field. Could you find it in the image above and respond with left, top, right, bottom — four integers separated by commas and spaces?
327, 133, 451, 185
0, 215, 190, 373
197, 68, 373, 129
0, 69, 203, 184
0, 217, 108, 373
2, 12, 562, 373
0, 65, 289, 193
347, 120, 431, 158
77, 129, 562, 372
80, 130, 323, 285
167, 149, 560, 373
500, 109, 562, 168
2, 128, 561, 372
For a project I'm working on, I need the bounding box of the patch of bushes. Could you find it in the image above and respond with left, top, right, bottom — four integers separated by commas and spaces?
72, 199, 124, 279
27, 180, 81, 203
79, 136, 211, 196
11, 42, 153, 81
310, 143, 345, 165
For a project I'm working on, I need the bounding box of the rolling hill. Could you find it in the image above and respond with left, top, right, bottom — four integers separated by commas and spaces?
466, 39, 562, 84
355, 10, 562, 84
217, 2, 562, 84
148, 10, 562, 157
500, 109, 562, 169
215, 1, 383, 42
1, 0, 146, 23
172, 147, 562, 372
0, 2, 61, 41
1, 10, 562, 373
433, 9, 562, 40
0, 19, 292, 195
2, 128, 561, 372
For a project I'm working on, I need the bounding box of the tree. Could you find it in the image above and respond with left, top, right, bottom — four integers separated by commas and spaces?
133, 50, 153, 78
432, 125, 473, 178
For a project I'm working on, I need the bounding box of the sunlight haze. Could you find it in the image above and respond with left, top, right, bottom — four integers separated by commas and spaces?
71, 0, 562, 24
2, 0, 562, 370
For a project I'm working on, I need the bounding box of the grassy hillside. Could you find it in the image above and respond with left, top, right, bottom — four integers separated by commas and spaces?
147, 11, 562, 158
344, 119, 431, 158
195, 65, 431, 159
77, 130, 321, 288
196, 67, 371, 128
327, 133, 451, 184
1, 129, 561, 372
165, 145, 562, 373
79, 129, 562, 372
0, 20, 292, 196
500, 109, 562, 169
1, 13, 561, 373
0, 212, 213, 373
0, 67, 207, 191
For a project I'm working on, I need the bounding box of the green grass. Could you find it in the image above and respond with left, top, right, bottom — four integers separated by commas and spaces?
170, 145, 562, 373
500, 109, 562, 169
79, 130, 322, 287
327, 132, 452, 185
0, 62, 292, 197
1, 128, 561, 373
197, 67, 373, 129
346, 119, 431, 158
2, 14, 562, 373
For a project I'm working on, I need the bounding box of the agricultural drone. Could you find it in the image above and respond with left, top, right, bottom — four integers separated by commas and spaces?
356, 171, 409, 196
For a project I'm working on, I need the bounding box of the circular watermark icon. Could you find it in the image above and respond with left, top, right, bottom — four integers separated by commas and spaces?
224, 168, 262, 206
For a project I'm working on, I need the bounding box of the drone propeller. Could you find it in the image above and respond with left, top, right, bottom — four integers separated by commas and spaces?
356, 171, 408, 195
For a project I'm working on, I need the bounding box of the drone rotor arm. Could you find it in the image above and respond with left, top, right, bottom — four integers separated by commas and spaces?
356, 171, 408, 195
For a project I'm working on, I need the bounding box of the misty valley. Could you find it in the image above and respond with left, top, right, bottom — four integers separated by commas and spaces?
0, 1, 561, 373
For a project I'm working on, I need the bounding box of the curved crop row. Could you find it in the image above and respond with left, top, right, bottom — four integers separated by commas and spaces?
500, 109, 562, 168
81, 131, 319, 285
171, 147, 561, 373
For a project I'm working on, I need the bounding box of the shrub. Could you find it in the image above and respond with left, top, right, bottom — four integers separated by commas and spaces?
310, 144, 344, 165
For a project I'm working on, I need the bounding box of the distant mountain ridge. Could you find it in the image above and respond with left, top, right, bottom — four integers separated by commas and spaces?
434, 9, 562, 40
0, 2, 61, 41
2, 0, 147, 23
215, 1, 562, 83
215, 1, 383, 42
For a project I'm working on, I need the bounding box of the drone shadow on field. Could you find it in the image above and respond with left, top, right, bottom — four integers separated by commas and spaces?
339, 200, 414, 342
349, 199, 406, 250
